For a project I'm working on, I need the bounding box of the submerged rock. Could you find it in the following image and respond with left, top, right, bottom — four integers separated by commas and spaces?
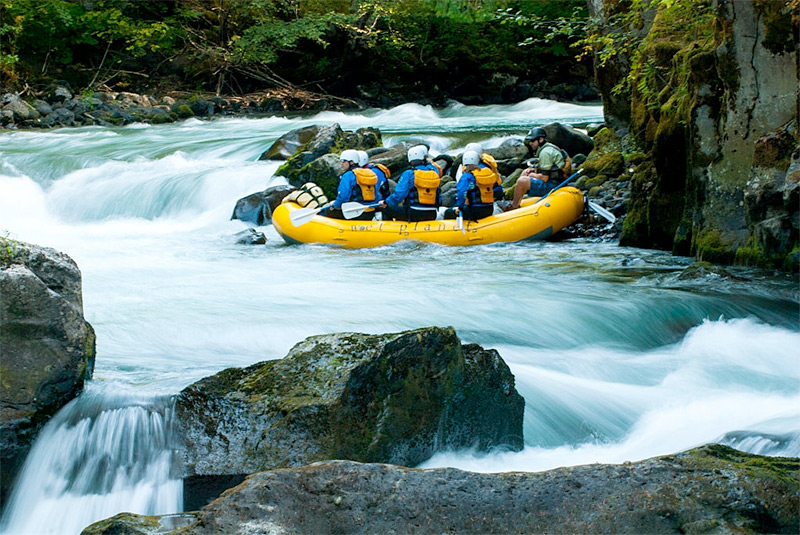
84, 445, 799, 535
0, 240, 96, 504
177, 327, 524, 478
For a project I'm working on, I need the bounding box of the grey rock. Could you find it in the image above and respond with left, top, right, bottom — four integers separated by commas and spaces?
259, 125, 320, 161
0, 241, 96, 504
543, 122, 594, 157
231, 184, 295, 225
177, 327, 524, 478
84, 445, 799, 535
234, 228, 267, 245
2, 97, 35, 121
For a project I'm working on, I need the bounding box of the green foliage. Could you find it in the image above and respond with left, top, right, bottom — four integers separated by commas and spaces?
0, 230, 25, 267
1, 0, 591, 97
1, 0, 182, 89
496, 1, 588, 55
234, 12, 350, 65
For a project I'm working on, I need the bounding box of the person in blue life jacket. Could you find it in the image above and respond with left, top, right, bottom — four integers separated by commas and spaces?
379, 144, 443, 222
510, 127, 571, 209
444, 150, 504, 221
358, 150, 391, 200
321, 149, 381, 220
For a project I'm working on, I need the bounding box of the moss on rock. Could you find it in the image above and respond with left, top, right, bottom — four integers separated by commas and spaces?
177, 327, 524, 478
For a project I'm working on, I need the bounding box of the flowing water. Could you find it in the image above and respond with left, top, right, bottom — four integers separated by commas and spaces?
1, 99, 798, 534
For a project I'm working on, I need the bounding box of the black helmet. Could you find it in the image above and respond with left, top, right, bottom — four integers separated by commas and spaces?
524, 127, 547, 141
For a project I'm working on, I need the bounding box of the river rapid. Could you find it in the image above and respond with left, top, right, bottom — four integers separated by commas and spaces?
1, 99, 798, 535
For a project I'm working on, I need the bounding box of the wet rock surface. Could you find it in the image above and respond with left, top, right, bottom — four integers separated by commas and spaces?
177, 327, 524, 478
0, 240, 96, 505
83, 445, 799, 535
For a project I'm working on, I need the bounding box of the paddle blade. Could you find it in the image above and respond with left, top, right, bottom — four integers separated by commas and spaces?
289, 206, 322, 227
588, 201, 616, 223
341, 202, 368, 219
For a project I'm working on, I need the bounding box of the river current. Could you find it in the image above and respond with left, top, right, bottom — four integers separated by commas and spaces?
1, 99, 798, 534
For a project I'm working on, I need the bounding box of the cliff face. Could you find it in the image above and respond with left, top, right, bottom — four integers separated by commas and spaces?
590, 0, 799, 269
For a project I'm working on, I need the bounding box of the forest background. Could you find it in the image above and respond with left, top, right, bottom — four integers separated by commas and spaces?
0, 0, 596, 106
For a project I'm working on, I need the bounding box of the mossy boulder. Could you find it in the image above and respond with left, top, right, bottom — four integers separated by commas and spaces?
86, 445, 799, 534
580, 151, 625, 179
177, 327, 524, 478
0, 241, 96, 505
272, 124, 383, 198
591, 127, 621, 153
259, 124, 320, 161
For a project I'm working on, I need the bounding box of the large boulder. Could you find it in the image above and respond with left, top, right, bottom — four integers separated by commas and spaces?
0, 240, 96, 504
274, 124, 381, 184
177, 327, 523, 478
230, 184, 295, 225
258, 125, 320, 161
84, 445, 799, 535
368, 141, 414, 178
543, 122, 594, 157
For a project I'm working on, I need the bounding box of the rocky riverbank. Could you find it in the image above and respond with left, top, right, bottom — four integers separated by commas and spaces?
0, 85, 360, 129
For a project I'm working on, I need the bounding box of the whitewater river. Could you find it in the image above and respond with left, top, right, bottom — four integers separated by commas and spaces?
1, 99, 798, 535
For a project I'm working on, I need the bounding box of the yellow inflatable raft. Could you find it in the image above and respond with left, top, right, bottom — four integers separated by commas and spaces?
271, 187, 585, 248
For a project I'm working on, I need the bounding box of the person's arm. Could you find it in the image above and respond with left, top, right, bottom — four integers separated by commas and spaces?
455, 174, 470, 210
332, 172, 354, 208
385, 170, 412, 206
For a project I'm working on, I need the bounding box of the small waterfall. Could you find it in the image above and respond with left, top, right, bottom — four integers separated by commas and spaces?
0, 385, 183, 535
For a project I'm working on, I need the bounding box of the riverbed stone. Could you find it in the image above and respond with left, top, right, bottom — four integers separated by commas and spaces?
230, 184, 295, 225
83, 445, 799, 535
177, 327, 524, 478
0, 240, 96, 505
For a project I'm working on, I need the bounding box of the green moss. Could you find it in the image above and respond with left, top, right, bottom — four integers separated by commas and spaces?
627, 152, 648, 165
582, 151, 625, 178
592, 127, 621, 152
782, 242, 799, 272
734, 245, 770, 267
81, 512, 162, 534
687, 444, 799, 485
694, 228, 736, 264
177, 104, 194, 118
584, 175, 609, 189
149, 113, 172, 125
754, 0, 796, 54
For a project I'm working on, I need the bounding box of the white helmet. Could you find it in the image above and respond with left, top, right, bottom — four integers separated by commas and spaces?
465, 142, 483, 154
340, 149, 360, 164
407, 144, 428, 162
462, 150, 481, 166
357, 150, 369, 167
